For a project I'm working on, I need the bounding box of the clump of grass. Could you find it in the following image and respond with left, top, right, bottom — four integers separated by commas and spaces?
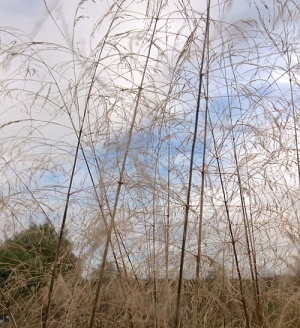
1, 0, 300, 327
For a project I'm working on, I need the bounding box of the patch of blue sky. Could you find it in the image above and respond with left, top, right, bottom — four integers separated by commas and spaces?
1, 0, 300, 275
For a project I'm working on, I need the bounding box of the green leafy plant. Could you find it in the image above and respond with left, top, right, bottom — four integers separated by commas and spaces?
0, 223, 76, 296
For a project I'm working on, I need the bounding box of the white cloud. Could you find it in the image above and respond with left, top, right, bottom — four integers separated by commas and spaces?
0, 0, 299, 278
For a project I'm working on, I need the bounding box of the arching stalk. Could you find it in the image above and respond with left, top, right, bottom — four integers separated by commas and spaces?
88, 3, 164, 327
175, 1, 211, 326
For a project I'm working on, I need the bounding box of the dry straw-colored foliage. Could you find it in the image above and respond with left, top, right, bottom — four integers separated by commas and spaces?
1, 0, 300, 327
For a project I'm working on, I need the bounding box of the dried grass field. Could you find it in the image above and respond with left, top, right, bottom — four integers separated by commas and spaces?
0, 0, 300, 327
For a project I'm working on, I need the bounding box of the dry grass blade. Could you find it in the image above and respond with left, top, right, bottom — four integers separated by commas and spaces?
0, 1, 300, 328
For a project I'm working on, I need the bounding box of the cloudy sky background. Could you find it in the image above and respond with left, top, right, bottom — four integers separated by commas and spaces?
0, 0, 299, 277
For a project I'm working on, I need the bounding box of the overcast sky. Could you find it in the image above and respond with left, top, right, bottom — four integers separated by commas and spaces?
0, 0, 299, 276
